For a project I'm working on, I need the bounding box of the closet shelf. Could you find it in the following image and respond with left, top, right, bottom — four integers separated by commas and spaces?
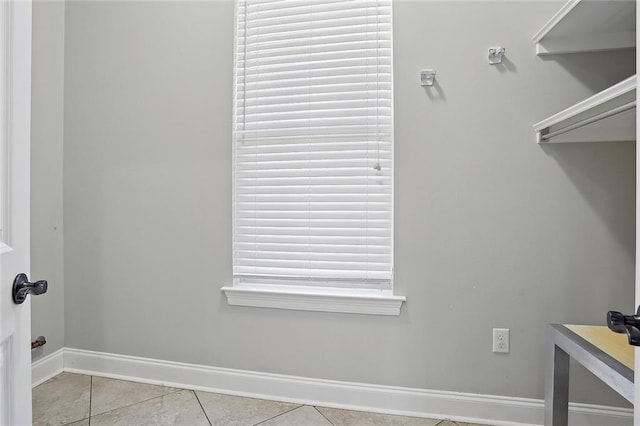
534, 75, 636, 144
532, 0, 636, 55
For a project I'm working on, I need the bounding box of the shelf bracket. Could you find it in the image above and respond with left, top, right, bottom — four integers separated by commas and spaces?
419, 69, 436, 87
488, 47, 505, 65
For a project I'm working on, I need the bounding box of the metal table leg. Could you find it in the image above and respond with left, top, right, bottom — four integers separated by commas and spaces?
544, 340, 569, 426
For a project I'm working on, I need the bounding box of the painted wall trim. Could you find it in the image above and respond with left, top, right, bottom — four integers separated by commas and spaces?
31, 348, 64, 387
37, 347, 631, 426
221, 285, 405, 316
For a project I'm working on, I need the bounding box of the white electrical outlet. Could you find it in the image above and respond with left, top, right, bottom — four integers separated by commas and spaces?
492, 328, 509, 353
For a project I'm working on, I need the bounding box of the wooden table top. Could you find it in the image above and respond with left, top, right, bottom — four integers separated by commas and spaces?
564, 324, 634, 370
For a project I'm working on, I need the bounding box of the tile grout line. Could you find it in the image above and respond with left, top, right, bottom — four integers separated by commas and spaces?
88, 376, 93, 425
435, 420, 456, 425
88, 386, 183, 419
313, 406, 335, 425
252, 404, 303, 426
192, 390, 213, 426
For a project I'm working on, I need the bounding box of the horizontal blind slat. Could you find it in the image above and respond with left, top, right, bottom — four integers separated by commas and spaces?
236, 250, 390, 263
236, 125, 392, 137
237, 83, 391, 98
244, 31, 391, 51
233, 267, 391, 280
241, 57, 392, 75
247, 1, 389, 20
236, 219, 391, 227
244, 25, 391, 47
235, 243, 391, 254
241, 49, 392, 68
235, 211, 391, 220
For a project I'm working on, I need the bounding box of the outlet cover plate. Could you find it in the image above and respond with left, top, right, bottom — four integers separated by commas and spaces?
493, 328, 509, 353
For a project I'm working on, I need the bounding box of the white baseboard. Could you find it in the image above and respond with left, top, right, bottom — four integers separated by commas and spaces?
31, 348, 64, 387
36, 347, 630, 426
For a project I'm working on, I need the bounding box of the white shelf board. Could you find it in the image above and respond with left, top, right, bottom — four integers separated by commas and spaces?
532, 0, 636, 55
534, 75, 636, 143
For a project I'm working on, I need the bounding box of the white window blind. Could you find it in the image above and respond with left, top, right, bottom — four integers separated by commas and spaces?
233, 0, 393, 290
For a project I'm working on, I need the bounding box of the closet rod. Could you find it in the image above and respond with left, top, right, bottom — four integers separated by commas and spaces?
540, 100, 636, 142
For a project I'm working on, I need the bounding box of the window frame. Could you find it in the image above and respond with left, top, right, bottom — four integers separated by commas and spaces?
222, 0, 405, 316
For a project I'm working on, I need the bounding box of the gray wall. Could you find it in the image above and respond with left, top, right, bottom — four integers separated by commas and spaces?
31, 0, 65, 360
52, 0, 636, 407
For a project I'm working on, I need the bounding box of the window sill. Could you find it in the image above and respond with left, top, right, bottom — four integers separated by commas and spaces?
221, 285, 406, 316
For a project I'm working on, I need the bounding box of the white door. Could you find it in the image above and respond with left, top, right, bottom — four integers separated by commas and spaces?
0, 1, 33, 425
636, 3, 640, 425
636, 4, 640, 426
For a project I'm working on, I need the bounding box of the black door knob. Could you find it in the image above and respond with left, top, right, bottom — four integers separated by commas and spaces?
12, 273, 48, 304
607, 306, 640, 346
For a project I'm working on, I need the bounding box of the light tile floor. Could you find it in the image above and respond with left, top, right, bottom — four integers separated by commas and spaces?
33, 373, 486, 426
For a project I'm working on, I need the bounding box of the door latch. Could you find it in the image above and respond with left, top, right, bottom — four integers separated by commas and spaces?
12, 273, 48, 304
